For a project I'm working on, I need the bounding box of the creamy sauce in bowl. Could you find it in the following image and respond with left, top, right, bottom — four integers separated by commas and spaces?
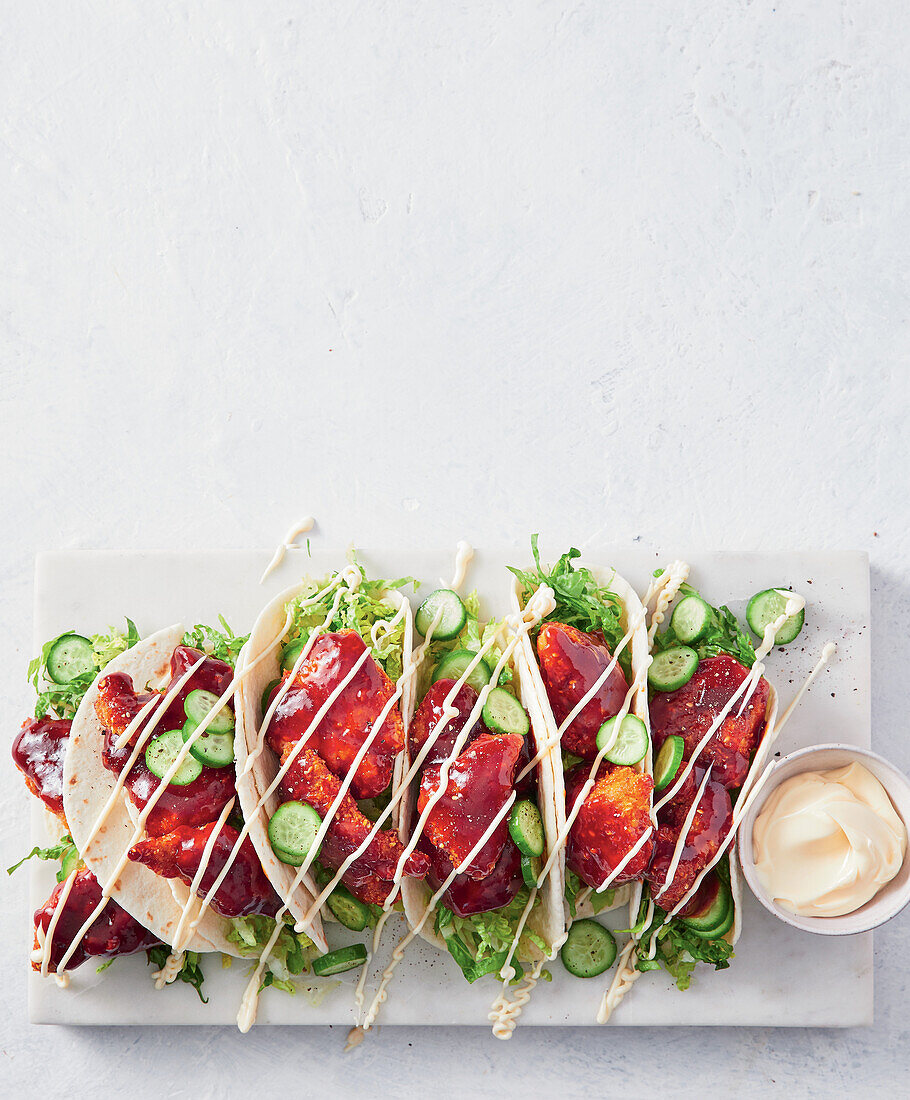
752, 762, 907, 918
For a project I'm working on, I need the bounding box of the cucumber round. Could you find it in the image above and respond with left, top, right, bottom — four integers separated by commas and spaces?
508, 799, 545, 858
312, 943, 368, 977
181, 718, 234, 769
326, 884, 371, 931
46, 634, 95, 684
746, 588, 805, 645
482, 687, 530, 737
431, 648, 493, 694
260, 678, 281, 716
144, 728, 202, 786
653, 735, 685, 791
595, 714, 649, 766
268, 801, 322, 866
183, 688, 234, 734
682, 877, 733, 939
670, 595, 712, 644
280, 639, 307, 673
560, 919, 617, 978
415, 589, 467, 640
648, 646, 699, 692
520, 853, 540, 889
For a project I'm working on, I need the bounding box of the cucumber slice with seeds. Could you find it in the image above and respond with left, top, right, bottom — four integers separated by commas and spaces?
595, 714, 649, 766
509, 800, 545, 857
682, 877, 733, 938
325, 884, 371, 931
482, 687, 530, 737
560, 919, 617, 978
184, 688, 234, 734
746, 589, 805, 645
145, 728, 202, 786
312, 943, 368, 977
268, 801, 322, 866
46, 634, 95, 684
181, 718, 234, 769
648, 646, 699, 692
670, 595, 712, 644
431, 649, 493, 694
415, 589, 467, 640
520, 853, 540, 889
653, 735, 685, 791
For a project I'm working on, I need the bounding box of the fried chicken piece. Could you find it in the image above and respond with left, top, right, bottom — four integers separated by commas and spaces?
418, 732, 524, 880
279, 745, 429, 905
12, 716, 71, 821
267, 631, 404, 799
129, 823, 279, 918
32, 868, 159, 973
565, 762, 654, 889
537, 622, 629, 760
409, 679, 484, 768
650, 654, 769, 790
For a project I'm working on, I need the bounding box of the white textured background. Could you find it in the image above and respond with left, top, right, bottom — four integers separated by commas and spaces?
1, 2, 908, 1097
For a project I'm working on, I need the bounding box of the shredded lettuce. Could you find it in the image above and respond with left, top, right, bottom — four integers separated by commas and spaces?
7, 834, 80, 882
227, 914, 317, 992
629, 866, 735, 990
181, 616, 249, 667
284, 559, 415, 682
146, 945, 208, 1002
28, 619, 139, 718
434, 886, 548, 984
651, 576, 755, 666
419, 589, 512, 698
509, 536, 631, 680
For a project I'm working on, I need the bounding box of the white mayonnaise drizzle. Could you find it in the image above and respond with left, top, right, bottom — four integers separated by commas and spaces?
259, 516, 315, 584
597, 938, 641, 1023
489, 957, 545, 1039
39, 868, 78, 978
652, 765, 714, 903
353, 908, 393, 1023
445, 541, 474, 591
643, 561, 690, 647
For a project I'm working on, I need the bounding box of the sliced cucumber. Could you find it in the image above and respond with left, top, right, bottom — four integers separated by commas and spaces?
268, 801, 322, 866
181, 718, 234, 769
560, 919, 617, 978
281, 639, 307, 673
521, 853, 540, 889
261, 678, 281, 716
326, 884, 371, 931
648, 646, 699, 692
415, 588, 467, 640
312, 943, 368, 977
670, 595, 712, 644
746, 588, 805, 645
144, 728, 203, 786
653, 735, 685, 791
682, 878, 733, 939
482, 687, 530, 737
595, 714, 649, 766
431, 648, 493, 694
184, 688, 234, 734
46, 634, 95, 684
509, 800, 545, 858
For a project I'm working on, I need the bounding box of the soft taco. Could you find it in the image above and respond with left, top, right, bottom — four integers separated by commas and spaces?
396, 585, 566, 985
235, 559, 431, 970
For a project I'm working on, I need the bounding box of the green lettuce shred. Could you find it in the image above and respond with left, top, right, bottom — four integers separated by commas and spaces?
28, 619, 139, 718
146, 945, 208, 1003
650, 577, 755, 666
227, 914, 317, 992
181, 616, 249, 667
419, 589, 512, 697
7, 834, 80, 882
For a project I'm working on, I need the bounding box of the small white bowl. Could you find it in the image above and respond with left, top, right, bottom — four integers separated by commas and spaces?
737, 743, 910, 935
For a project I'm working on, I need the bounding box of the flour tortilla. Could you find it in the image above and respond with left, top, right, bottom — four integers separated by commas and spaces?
397, 615, 567, 959
235, 578, 416, 955
64, 625, 239, 954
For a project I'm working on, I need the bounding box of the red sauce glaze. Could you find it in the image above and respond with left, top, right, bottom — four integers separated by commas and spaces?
33, 868, 159, 972
95, 651, 236, 837
12, 716, 71, 819
280, 745, 429, 905
409, 679, 484, 768
418, 732, 523, 881
129, 823, 279, 918
646, 776, 733, 911
267, 631, 404, 800
536, 622, 629, 760
650, 654, 769, 790
677, 870, 722, 920
565, 762, 654, 888
420, 832, 524, 917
